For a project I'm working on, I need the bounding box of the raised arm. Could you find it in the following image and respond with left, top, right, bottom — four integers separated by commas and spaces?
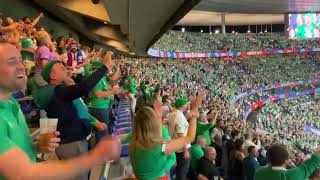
31, 13, 44, 27
55, 51, 114, 101
287, 149, 320, 180
55, 65, 108, 101
163, 94, 204, 155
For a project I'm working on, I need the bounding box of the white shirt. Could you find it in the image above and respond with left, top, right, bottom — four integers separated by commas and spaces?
211, 127, 223, 145
168, 109, 190, 152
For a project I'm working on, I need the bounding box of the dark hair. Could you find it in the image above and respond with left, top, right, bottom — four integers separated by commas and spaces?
267, 144, 289, 166
231, 129, 240, 139
234, 139, 244, 151
162, 95, 170, 103
244, 132, 251, 139
248, 146, 256, 154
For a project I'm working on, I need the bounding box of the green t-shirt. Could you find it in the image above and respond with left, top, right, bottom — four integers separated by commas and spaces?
0, 96, 36, 179
88, 76, 112, 109
123, 79, 137, 95
127, 127, 176, 179
254, 154, 320, 180
196, 121, 214, 145
72, 98, 96, 127
190, 144, 204, 171
19, 37, 34, 61
84, 64, 92, 78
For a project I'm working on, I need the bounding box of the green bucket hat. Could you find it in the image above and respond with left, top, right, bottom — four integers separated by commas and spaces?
42, 61, 60, 82
175, 98, 189, 109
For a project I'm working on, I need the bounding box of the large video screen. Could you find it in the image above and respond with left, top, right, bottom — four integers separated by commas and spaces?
288, 13, 320, 39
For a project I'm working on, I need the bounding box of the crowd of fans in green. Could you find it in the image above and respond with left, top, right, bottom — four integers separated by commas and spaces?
152, 31, 320, 52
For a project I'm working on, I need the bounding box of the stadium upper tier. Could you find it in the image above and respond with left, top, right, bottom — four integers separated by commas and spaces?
151, 31, 320, 53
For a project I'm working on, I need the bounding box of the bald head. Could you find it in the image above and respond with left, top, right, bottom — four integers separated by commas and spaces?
0, 42, 26, 96
196, 136, 207, 148
205, 146, 216, 161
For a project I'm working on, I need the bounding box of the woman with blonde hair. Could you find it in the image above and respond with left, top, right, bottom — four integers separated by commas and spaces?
129, 94, 203, 180
34, 30, 55, 86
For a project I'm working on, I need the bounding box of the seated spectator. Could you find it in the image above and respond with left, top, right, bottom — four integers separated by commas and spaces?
254, 144, 320, 180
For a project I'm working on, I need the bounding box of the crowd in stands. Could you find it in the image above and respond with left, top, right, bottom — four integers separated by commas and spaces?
257, 96, 320, 152
0, 13, 319, 180
152, 30, 320, 52
122, 54, 320, 179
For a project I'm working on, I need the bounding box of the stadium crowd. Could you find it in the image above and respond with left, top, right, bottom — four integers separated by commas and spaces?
152, 30, 320, 52
0, 14, 319, 180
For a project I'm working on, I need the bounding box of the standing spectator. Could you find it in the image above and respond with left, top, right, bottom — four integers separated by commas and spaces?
20, 28, 36, 75
224, 129, 240, 179
0, 42, 120, 180
123, 75, 138, 115
229, 139, 245, 180
196, 109, 217, 146
254, 144, 320, 180
211, 119, 224, 148
211, 119, 224, 167
129, 95, 203, 180
197, 146, 221, 180
257, 148, 267, 166
168, 97, 191, 180
161, 95, 173, 125
243, 146, 260, 180
88, 58, 121, 138
189, 136, 207, 179
34, 30, 54, 87
244, 132, 261, 156
37, 51, 114, 180
63, 41, 88, 82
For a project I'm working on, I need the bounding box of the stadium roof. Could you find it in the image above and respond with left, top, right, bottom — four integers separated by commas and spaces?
34, 0, 320, 55
33, 0, 201, 55
196, 0, 320, 14
177, 11, 284, 26
178, 0, 320, 26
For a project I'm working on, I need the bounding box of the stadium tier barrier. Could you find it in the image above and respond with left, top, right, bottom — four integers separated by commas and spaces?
230, 78, 320, 103
147, 47, 320, 59
243, 87, 320, 135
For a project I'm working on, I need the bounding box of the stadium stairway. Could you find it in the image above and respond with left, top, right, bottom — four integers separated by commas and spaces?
97, 97, 133, 180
